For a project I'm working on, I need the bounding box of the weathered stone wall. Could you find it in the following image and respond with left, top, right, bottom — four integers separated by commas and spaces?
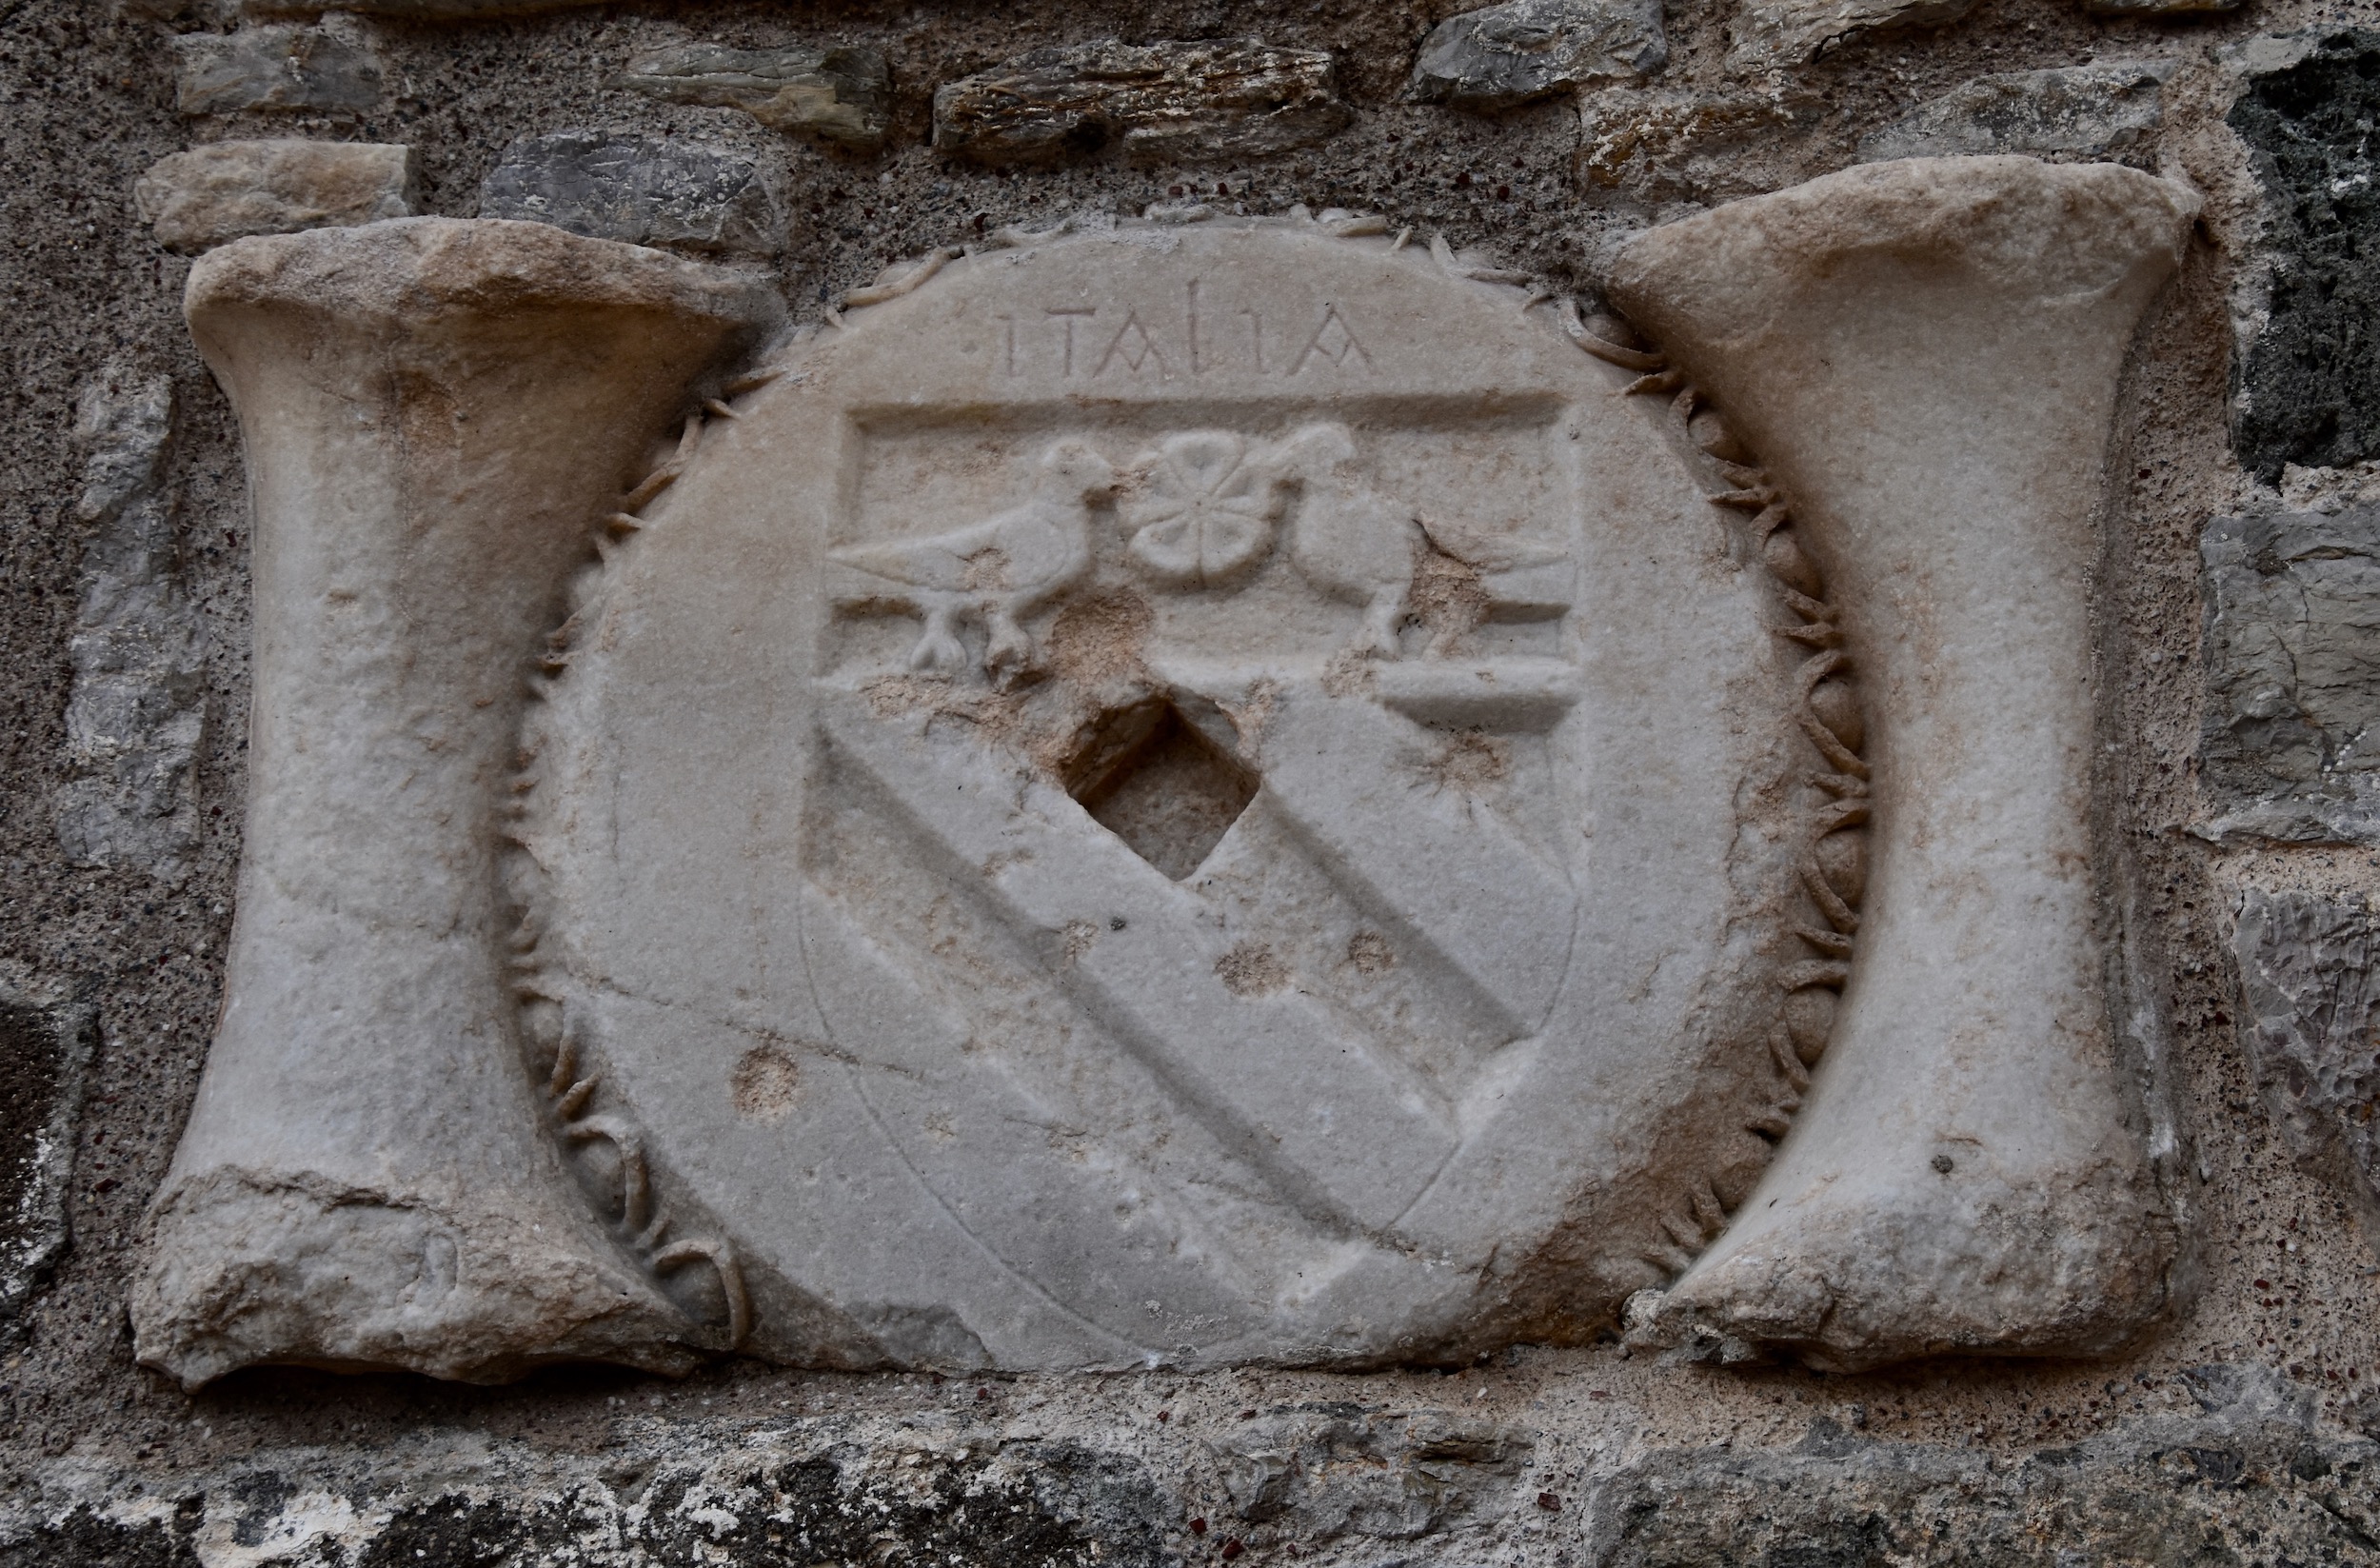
6, 0, 2380, 1561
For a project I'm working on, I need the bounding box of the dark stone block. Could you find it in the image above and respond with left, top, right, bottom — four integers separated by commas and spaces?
0, 1504, 200, 1568
2, 1441, 1173, 1567
1407, 0, 1667, 114
478, 130, 785, 258
2085, 0, 2239, 16
625, 1448, 1158, 1566
0, 990, 95, 1330
1855, 60, 2172, 165
2229, 30, 2380, 481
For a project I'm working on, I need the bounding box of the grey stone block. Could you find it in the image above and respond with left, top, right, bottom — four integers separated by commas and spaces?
169, 23, 381, 116
1594, 1366, 2375, 1567
1727, 0, 1980, 70
1408, 0, 1667, 113
0, 991, 95, 1333
1856, 59, 2173, 165
478, 129, 786, 257
0, 1429, 1174, 1566
1, 1371, 2371, 1563
133, 140, 415, 254
2200, 506, 2380, 844
2231, 30, 2380, 481
69, 367, 171, 528
244, 0, 605, 12
1209, 1406, 1532, 1538
932, 39, 1352, 167
615, 43, 890, 150
55, 369, 208, 884
2085, 0, 2240, 15
2233, 887, 2380, 1221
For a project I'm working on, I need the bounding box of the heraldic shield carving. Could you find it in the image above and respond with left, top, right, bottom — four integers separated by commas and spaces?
135, 160, 2201, 1384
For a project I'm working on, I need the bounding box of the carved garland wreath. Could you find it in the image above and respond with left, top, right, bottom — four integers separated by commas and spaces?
500, 208, 1869, 1355
1559, 314, 1872, 1284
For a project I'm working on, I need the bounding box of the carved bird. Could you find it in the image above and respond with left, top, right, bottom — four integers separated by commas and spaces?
1270, 422, 1422, 659
832, 439, 1115, 679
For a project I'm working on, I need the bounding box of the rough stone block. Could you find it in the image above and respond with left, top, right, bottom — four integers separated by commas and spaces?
0, 1363, 2365, 1560
244, 0, 605, 11
614, 43, 890, 150
0, 1426, 1178, 1563
1209, 1408, 1531, 1538
2085, 0, 2240, 15
1407, 0, 1667, 113
133, 139, 414, 254
478, 129, 786, 257
1727, 0, 1980, 70
69, 366, 172, 531
2233, 887, 2380, 1221
931, 39, 1352, 166
2199, 506, 2380, 843
55, 368, 207, 883
169, 23, 381, 116
1856, 59, 2172, 165
1595, 1366, 2373, 1566
1577, 85, 1821, 198
0, 992, 95, 1334
2229, 30, 2380, 481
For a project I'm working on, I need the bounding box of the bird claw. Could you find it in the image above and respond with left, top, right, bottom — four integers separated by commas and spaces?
982, 638, 1038, 688
1354, 597, 1409, 661
907, 603, 969, 676
906, 633, 967, 677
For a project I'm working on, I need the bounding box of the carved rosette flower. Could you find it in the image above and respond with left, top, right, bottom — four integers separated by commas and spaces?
1121, 431, 1277, 586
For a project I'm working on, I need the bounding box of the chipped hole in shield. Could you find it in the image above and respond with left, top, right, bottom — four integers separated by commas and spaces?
1062, 695, 1257, 881
730, 1044, 803, 1122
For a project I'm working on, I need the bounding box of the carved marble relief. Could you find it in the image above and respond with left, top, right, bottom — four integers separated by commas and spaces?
134, 156, 2197, 1384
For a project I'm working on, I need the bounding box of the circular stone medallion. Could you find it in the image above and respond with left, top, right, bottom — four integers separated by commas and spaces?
516, 219, 1835, 1370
